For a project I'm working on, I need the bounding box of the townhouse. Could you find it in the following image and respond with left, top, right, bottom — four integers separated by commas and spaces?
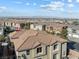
9, 30, 67, 59
67, 25, 79, 43
4, 21, 21, 31
30, 22, 68, 34
30, 23, 46, 31
45, 23, 68, 34
9, 30, 38, 59
0, 20, 22, 31
67, 24, 79, 59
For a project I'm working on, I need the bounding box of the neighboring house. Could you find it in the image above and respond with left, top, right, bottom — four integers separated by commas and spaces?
68, 49, 79, 59
45, 23, 68, 34
0, 20, 22, 31
53, 20, 65, 23
30, 22, 68, 34
0, 26, 4, 35
9, 30, 38, 59
3, 21, 21, 31
9, 30, 67, 59
67, 25, 79, 59
30, 23, 46, 31
67, 25, 79, 43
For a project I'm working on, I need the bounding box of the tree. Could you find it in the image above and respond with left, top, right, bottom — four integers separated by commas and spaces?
72, 21, 79, 25
60, 27, 68, 39
20, 22, 31, 29
25, 22, 30, 29
20, 23, 25, 29
42, 25, 46, 31
0, 35, 5, 41
4, 26, 14, 36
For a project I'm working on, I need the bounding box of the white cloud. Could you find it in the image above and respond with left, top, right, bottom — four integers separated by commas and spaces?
60, 8, 64, 11
40, 1, 64, 11
68, 4, 74, 7
68, 0, 73, 2
67, 10, 73, 14
0, 6, 7, 10
25, 3, 30, 6
76, 0, 79, 2
0, 6, 7, 12
33, 3, 37, 6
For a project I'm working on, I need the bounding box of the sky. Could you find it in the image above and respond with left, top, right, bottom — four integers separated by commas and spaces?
0, 0, 79, 18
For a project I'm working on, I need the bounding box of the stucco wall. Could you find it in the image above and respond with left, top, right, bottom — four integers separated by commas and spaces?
17, 42, 67, 59
30, 24, 43, 31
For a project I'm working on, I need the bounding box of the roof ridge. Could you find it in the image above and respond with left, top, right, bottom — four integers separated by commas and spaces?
17, 31, 38, 51
12, 30, 25, 38
31, 41, 40, 49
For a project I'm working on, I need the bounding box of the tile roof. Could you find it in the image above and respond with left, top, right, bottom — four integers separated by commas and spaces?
46, 23, 68, 31
68, 49, 79, 58
33, 22, 68, 27
9, 30, 25, 39
9, 30, 38, 51
9, 30, 67, 51
0, 20, 27, 24
17, 31, 67, 51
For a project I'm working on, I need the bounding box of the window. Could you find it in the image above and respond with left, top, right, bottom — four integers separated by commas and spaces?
11, 23, 13, 27
63, 51, 66, 56
4, 22, 5, 26
54, 44, 58, 50
0, 28, 2, 30
38, 57, 42, 59
47, 27, 49, 29
72, 29, 76, 33
7, 23, 8, 25
62, 26, 67, 29
18, 56, 21, 59
50, 27, 53, 30
53, 53, 57, 59
22, 54, 26, 59
37, 47, 42, 54
26, 50, 30, 55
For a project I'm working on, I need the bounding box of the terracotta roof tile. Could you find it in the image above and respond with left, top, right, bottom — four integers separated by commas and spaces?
46, 23, 68, 31
18, 31, 67, 51
68, 49, 79, 58
9, 30, 38, 50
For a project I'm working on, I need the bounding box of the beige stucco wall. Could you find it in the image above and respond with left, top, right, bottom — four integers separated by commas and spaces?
17, 42, 67, 59
30, 24, 43, 31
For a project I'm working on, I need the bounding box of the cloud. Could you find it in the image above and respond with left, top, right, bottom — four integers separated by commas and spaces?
33, 3, 37, 6
68, 0, 73, 2
60, 8, 64, 11
40, 1, 64, 11
0, 6, 7, 10
0, 6, 7, 12
68, 4, 74, 8
25, 3, 30, 6
76, 0, 79, 2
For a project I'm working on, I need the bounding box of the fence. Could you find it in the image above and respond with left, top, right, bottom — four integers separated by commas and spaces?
0, 55, 16, 59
